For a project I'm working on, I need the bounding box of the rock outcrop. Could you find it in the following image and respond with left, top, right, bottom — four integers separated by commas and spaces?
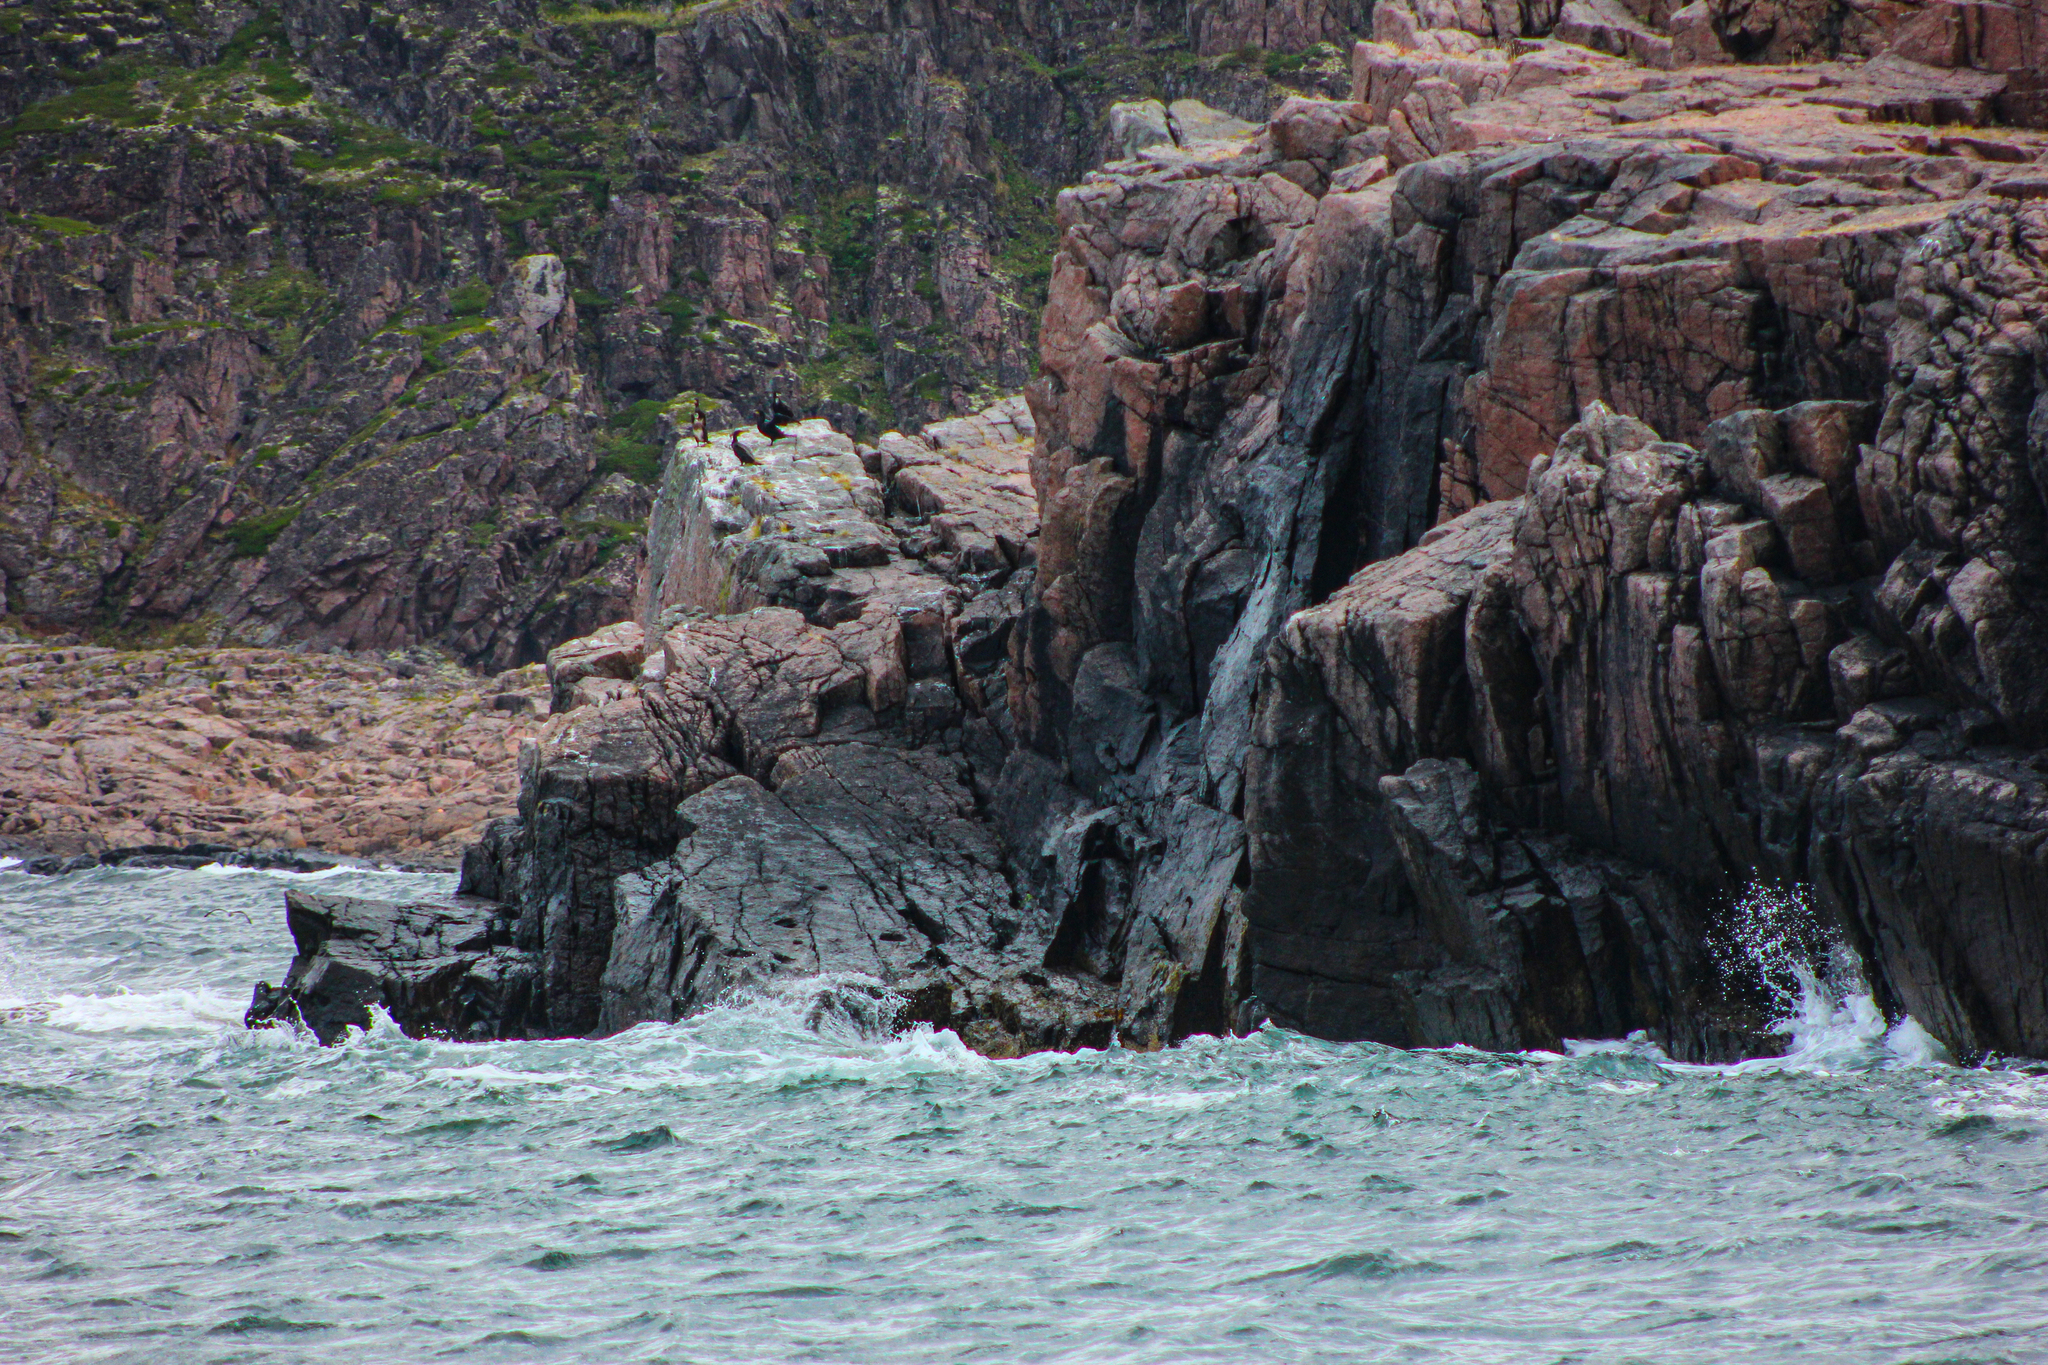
246, 886, 537, 1044
994, 2, 2048, 1063
0, 637, 543, 861
253, 0, 2048, 1062
421, 401, 1125, 1056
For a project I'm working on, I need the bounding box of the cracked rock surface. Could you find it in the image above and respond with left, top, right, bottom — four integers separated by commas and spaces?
251, 0, 2048, 1061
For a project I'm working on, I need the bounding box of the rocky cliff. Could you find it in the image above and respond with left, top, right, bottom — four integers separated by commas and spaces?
1008, 4, 2048, 1062
248, 0, 2048, 1064
0, 0, 1351, 663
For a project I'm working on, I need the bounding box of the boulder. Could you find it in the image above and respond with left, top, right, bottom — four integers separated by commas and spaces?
245, 889, 539, 1045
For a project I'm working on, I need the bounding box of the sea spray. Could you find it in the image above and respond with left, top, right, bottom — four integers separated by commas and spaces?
1712, 881, 1950, 1070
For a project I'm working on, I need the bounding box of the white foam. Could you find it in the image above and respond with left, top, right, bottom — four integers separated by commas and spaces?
1551, 953, 1952, 1079
1883, 1014, 1955, 1067
191, 860, 420, 880
1704, 882, 1952, 1075
1561, 1032, 1677, 1065
0, 856, 22, 872
426, 1062, 573, 1087
41, 987, 247, 1034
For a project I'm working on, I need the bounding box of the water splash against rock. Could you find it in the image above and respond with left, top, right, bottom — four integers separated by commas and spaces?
1713, 883, 1951, 1071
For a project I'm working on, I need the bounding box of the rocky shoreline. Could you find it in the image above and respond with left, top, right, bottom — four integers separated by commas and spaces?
0, 638, 545, 866
0, 0, 2030, 1062
240, 0, 2048, 1065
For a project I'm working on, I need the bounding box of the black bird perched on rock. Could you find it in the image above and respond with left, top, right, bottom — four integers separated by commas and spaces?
692, 400, 710, 444
731, 431, 758, 466
755, 382, 795, 440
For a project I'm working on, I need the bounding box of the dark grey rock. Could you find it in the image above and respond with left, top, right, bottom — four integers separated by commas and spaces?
244, 889, 540, 1045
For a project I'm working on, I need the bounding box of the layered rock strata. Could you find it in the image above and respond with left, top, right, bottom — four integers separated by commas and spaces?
258, 0, 2048, 1062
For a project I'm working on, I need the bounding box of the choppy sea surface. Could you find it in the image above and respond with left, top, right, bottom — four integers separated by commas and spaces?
2, 859, 2046, 1365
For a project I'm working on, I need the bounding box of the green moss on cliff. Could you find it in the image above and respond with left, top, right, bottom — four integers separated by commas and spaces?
991, 144, 1058, 315
0, 7, 317, 150
798, 322, 889, 425
288, 118, 433, 174
448, 282, 492, 317
7, 212, 102, 237
595, 399, 668, 483
222, 504, 300, 559
565, 515, 645, 564
227, 265, 329, 355
595, 435, 662, 484
811, 188, 879, 290
1, 75, 153, 145
232, 266, 328, 321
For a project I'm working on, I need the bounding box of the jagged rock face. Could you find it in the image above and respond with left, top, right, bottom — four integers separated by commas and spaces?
0, 118, 645, 665
268, 0, 2048, 1061
441, 402, 1128, 1054
245, 887, 540, 1044
0, 0, 1353, 658
1004, 4, 2048, 1061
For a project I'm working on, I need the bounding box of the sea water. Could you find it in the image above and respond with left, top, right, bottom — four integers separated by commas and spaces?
1, 859, 2045, 1364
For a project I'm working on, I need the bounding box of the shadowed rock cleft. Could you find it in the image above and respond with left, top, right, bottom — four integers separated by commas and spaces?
241, 0, 2048, 1063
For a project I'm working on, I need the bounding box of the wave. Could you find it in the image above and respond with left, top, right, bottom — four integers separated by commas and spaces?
0, 867, 1957, 1088
28, 986, 251, 1033
189, 860, 432, 880
1714, 882, 1954, 1073
1546, 882, 1953, 1078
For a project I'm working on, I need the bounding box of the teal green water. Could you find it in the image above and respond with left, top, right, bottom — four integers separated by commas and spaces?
2, 861, 2045, 1364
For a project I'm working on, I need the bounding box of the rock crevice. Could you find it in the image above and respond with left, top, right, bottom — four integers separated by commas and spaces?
253, 0, 2048, 1063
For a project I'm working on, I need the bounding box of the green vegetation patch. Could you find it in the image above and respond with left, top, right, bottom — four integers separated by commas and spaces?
482, 56, 538, 89
465, 508, 502, 548
448, 281, 492, 317
228, 265, 329, 355
811, 187, 879, 289
218, 9, 289, 67
10, 212, 103, 237
222, 504, 300, 558
596, 398, 668, 484
1, 75, 153, 146
289, 117, 433, 174
542, 2, 715, 27
797, 322, 888, 425
251, 58, 312, 105
110, 319, 219, 343
593, 437, 663, 491
991, 143, 1058, 312
0, 9, 310, 150
397, 318, 493, 367
566, 515, 645, 564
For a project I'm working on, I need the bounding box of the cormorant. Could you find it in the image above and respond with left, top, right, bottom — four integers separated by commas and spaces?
755, 382, 795, 440
731, 431, 758, 466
